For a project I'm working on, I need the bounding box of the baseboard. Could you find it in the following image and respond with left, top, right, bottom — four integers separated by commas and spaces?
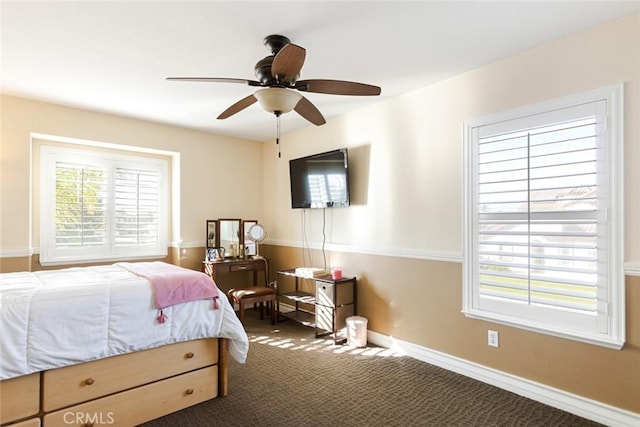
367, 330, 640, 427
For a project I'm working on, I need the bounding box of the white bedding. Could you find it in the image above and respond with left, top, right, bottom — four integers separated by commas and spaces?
0, 263, 249, 380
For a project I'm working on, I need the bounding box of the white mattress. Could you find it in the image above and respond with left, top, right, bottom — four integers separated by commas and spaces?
0, 264, 249, 380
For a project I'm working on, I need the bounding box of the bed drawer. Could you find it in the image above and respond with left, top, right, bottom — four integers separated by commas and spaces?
0, 372, 40, 424
43, 365, 217, 427
43, 338, 218, 412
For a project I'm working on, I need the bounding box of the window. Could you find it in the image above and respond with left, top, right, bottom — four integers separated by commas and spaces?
463, 85, 624, 349
40, 145, 169, 265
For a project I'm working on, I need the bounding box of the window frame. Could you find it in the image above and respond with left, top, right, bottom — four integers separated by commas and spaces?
462, 85, 624, 349
40, 145, 169, 265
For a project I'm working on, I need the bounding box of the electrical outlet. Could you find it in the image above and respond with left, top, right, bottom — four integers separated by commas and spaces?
488, 330, 499, 348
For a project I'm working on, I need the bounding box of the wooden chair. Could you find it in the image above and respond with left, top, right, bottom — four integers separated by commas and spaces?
227, 283, 276, 325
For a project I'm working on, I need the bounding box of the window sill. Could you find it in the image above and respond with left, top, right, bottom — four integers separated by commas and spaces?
39, 253, 167, 267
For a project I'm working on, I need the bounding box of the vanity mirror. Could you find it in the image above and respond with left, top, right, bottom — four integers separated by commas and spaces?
246, 223, 266, 259
242, 220, 257, 256
218, 218, 242, 258
205, 220, 219, 261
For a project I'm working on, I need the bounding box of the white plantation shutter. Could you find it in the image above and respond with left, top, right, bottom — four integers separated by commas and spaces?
463, 86, 624, 349
54, 162, 108, 249
115, 168, 160, 247
478, 114, 599, 313
41, 146, 168, 264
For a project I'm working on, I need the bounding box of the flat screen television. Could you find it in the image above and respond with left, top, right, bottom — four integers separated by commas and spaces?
289, 148, 350, 209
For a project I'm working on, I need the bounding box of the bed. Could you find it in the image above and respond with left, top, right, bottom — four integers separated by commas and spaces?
0, 262, 249, 427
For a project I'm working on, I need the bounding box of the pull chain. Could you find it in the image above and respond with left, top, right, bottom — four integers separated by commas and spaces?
276, 112, 281, 158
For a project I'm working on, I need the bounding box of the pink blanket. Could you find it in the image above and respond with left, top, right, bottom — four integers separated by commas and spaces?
117, 262, 220, 312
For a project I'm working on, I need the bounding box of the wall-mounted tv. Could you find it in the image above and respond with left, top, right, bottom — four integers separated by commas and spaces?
289, 148, 350, 209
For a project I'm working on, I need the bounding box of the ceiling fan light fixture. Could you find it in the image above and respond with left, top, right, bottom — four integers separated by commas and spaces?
254, 87, 302, 114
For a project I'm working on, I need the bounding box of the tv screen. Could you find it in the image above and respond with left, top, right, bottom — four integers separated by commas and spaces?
289, 148, 350, 209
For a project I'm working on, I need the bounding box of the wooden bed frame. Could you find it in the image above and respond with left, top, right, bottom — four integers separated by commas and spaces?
0, 338, 228, 427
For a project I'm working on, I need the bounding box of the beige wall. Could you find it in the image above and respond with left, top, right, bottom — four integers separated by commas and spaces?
0, 12, 638, 417
262, 14, 640, 262
261, 14, 640, 413
0, 95, 264, 269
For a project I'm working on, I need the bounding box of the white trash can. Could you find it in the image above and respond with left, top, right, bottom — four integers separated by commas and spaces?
346, 316, 368, 348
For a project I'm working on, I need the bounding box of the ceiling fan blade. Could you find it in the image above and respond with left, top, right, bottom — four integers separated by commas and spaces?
167, 77, 262, 86
294, 96, 326, 126
296, 79, 381, 96
271, 44, 306, 83
217, 94, 258, 120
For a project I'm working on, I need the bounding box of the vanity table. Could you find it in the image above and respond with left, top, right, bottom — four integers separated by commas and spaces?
202, 258, 269, 288
203, 218, 269, 287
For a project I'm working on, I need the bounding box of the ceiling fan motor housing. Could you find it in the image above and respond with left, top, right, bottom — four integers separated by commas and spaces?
255, 34, 298, 85
255, 56, 300, 86
254, 56, 275, 85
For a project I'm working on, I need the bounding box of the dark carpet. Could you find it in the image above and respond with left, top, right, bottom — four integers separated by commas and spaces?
143, 310, 600, 427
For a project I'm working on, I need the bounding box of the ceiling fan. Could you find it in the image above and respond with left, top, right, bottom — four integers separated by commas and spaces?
167, 34, 381, 126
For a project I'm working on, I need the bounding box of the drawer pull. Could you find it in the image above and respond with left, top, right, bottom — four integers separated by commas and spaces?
85, 377, 95, 385
185, 388, 194, 395
185, 352, 194, 359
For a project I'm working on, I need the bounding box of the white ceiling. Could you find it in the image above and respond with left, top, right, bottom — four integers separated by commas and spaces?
2, 1, 639, 141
